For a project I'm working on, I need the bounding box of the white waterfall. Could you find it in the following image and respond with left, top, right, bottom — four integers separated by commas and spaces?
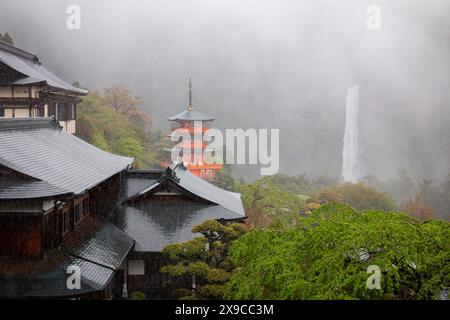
342, 85, 359, 182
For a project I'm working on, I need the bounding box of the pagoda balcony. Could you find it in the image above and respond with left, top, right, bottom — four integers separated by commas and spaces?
186, 163, 223, 170
177, 142, 210, 149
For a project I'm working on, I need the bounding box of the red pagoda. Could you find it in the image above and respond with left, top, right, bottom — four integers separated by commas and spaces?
167, 79, 222, 179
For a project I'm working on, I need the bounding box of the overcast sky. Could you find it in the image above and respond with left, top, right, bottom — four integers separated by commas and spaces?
1, 0, 449, 180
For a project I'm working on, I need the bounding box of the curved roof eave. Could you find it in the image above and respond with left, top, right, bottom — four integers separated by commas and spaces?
168, 109, 215, 122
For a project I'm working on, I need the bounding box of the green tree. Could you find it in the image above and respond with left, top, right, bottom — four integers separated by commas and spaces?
114, 136, 144, 164
236, 177, 306, 228
211, 165, 236, 191
76, 90, 167, 168
227, 203, 450, 300
160, 220, 247, 300
272, 173, 316, 196
311, 183, 396, 211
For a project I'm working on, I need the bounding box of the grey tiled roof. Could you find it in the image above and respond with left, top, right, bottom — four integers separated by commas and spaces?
0, 216, 133, 298
62, 216, 135, 270
114, 201, 242, 252
115, 166, 246, 252
0, 249, 114, 298
0, 118, 134, 199
0, 40, 87, 95
125, 164, 245, 217
168, 109, 214, 121
174, 165, 245, 217
0, 180, 69, 200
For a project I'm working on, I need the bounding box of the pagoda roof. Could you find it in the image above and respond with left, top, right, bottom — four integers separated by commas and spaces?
168, 109, 214, 122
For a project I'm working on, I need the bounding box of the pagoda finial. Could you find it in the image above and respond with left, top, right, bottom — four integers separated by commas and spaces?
188, 77, 193, 111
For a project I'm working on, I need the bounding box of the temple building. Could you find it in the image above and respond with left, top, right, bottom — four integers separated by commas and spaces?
0, 118, 135, 298
0, 40, 87, 134
167, 79, 223, 180
114, 160, 245, 296
0, 117, 245, 299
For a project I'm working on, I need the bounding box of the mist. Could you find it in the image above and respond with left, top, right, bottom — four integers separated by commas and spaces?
1, 0, 449, 181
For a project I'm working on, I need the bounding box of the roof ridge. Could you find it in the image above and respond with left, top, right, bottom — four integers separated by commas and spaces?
0, 40, 40, 64
0, 117, 61, 131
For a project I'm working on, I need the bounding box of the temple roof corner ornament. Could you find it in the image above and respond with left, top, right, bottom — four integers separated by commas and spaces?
159, 166, 180, 183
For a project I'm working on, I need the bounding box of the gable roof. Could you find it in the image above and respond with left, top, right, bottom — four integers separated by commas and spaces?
113, 167, 246, 252
116, 202, 243, 252
124, 162, 245, 217
0, 117, 134, 199
0, 40, 87, 95
173, 164, 245, 216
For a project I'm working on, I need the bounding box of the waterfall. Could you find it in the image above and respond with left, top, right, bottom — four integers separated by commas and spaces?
342, 85, 359, 182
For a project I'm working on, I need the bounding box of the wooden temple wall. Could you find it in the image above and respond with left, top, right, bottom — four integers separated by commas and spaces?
0, 214, 43, 258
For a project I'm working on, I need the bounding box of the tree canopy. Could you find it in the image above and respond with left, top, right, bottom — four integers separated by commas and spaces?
160, 220, 248, 300
227, 203, 449, 300
76, 89, 169, 168
235, 176, 306, 228
312, 183, 397, 211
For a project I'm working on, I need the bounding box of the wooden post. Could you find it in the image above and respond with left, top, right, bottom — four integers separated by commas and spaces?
122, 261, 128, 299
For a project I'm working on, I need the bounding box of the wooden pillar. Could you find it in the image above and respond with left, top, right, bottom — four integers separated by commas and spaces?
122, 261, 128, 299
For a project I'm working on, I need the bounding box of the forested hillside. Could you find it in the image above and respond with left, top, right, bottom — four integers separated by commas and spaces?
76, 87, 169, 168
75, 86, 449, 222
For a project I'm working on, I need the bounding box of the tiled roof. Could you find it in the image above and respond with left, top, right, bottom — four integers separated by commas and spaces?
174, 165, 245, 216
114, 201, 242, 252
0, 180, 69, 200
115, 165, 246, 252
0, 216, 134, 298
0, 118, 134, 199
0, 40, 87, 95
61, 216, 135, 270
125, 164, 245, 217
0, 249, 114, 298
168, 109, 214, 121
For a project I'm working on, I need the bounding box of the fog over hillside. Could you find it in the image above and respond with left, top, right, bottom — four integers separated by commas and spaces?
1, 0, 449, 181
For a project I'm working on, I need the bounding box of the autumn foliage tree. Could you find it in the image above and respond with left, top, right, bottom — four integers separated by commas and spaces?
77, 89, 168, 168
101, 85, 141, 113
404, 192, 435, 221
